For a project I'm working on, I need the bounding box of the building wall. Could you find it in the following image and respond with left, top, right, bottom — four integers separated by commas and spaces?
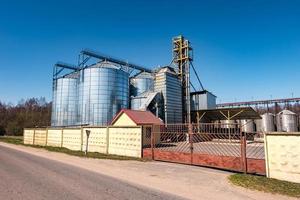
265, 133, 300, 183
142, 125, 161, 146
111, 113, 162, 147
111, 113, 137, 126
206, 93, 217, 109
191, 92, 216, 111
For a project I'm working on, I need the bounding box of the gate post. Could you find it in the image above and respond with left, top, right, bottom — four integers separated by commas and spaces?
241, 132, 247, 173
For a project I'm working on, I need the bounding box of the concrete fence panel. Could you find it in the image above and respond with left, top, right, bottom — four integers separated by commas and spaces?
62, 128, 82, 151
108, 127, 142, 158
24, 129, 34, 145
47, 129, 63, 147
82, 127, 107, 153
23, 126, 143, 158
34, 129, 47, 146
265, 133, 300, 183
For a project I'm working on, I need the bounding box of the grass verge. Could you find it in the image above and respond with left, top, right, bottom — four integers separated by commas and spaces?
0, 136, 145, 161
0, 136, 24, 145
228, 173, 300, 198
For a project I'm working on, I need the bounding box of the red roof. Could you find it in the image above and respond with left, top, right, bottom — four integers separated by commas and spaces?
111, 109, 164, 125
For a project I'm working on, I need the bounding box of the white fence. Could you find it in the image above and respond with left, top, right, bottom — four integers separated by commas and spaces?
265, 132, 300, 183
24, 126, 143, 158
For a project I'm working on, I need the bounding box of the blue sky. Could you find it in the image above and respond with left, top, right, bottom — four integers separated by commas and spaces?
0, 0, 299, 104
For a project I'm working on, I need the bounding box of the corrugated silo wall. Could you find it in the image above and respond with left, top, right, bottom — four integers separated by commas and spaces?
78, 64, 129, 126
154, 71, 182, 124
51, 76, 79, 127
130, 73, 154, 96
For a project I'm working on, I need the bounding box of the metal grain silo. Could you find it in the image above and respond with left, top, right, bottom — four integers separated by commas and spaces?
261, 113, 275, 132
78, 61, 129, 126
130, 72, 154, 96
154, 67, 182, 124
130, 96, 144, 111
277, 109, 298, 132
51, 72, 79, 126
240, 119, 255, 133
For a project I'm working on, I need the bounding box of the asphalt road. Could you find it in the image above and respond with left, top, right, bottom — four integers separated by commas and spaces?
0, 145, 184, 200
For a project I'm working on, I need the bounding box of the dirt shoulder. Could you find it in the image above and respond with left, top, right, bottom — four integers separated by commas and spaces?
0, 142, 295, 200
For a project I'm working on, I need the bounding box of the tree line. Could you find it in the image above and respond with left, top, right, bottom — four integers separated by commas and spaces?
255, 103, 300, 115
0, 96, 299, 136
0, 98, 51, 136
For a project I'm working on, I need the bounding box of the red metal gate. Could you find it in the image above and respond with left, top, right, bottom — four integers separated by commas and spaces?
143, 123, 265, 175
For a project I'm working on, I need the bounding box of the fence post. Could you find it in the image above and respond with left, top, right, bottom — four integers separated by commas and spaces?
189, 124, 193, 165
61, 128, 64, 148
45, 127, 48, 146
106, 127, 109, 154
80, 127, 83, 151
241, 132, 247, 173
151, 126, 154, 160
33, 128, 36, 145
85, 130, 90, 155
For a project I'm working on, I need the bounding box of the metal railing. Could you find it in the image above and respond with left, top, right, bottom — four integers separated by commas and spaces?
152, 123, 243, 156
144, 123, 265, 174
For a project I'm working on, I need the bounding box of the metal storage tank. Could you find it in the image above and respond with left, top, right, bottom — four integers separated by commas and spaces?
276, 115, 282, 132
261, 113, 275, 132
254, 119, 263, 132
154, 66, 182, 124
277, 109, 298, 132
213, 120, 221, 128
130, 72, 154, 96
130, 96, 145, 110
51, 72, 79, 126
240, 119, 255, 133
220, 120, 236, 128
78, 61, 129, 126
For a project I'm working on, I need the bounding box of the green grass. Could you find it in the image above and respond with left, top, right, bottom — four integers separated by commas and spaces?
0, 136, 23, 145
0, 136, 145, 161
229, 173, 300, 198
